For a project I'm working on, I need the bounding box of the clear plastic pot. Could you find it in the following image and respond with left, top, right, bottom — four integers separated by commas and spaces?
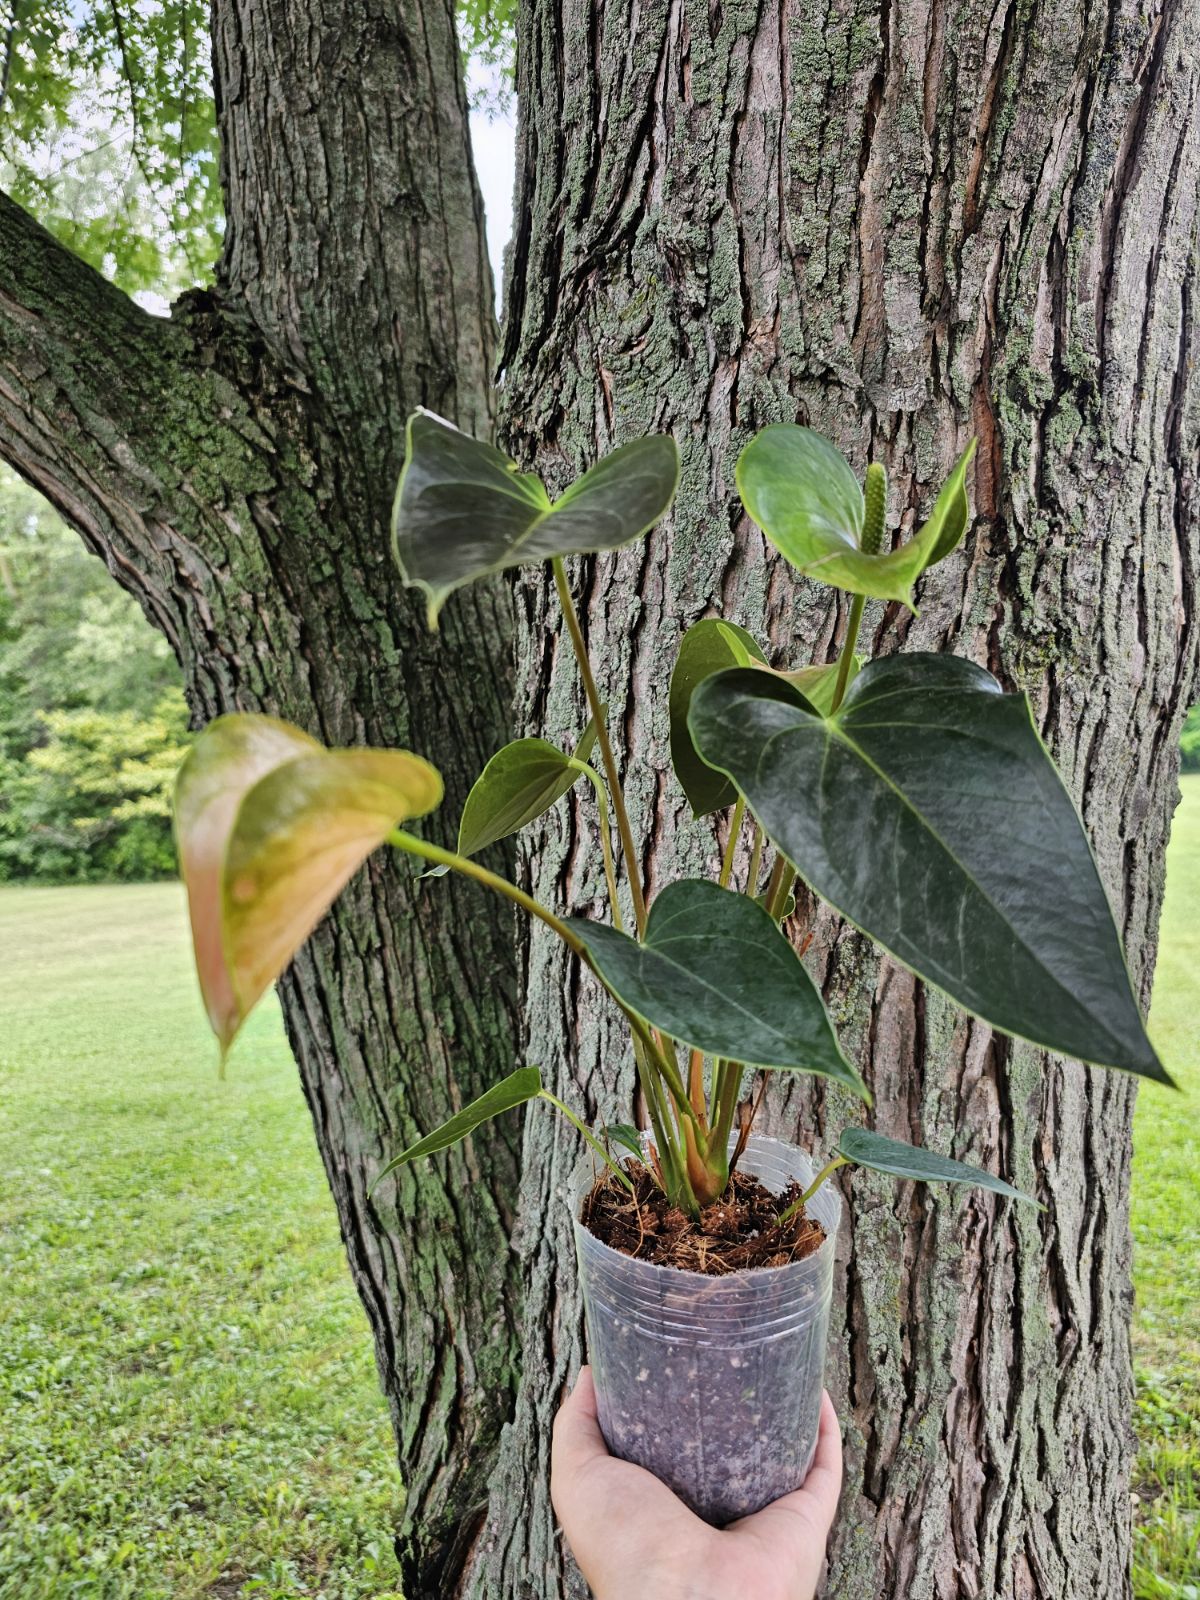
571, 1133, 840, 1526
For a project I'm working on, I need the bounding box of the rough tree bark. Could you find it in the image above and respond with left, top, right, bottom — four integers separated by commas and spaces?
3, 0, 1198, 1596
0, 3, 524, 1590
467, 0, 1200, 1596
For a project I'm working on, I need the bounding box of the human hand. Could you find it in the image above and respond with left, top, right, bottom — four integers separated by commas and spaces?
551, 1366, 843, 1600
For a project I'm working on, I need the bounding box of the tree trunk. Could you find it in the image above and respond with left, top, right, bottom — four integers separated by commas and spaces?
468, 0, 1200, 1596
0, 2, 523, 1589
4, 0, 1198, 1596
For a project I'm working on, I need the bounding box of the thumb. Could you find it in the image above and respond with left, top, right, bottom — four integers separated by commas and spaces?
551, 1366, 608, 1498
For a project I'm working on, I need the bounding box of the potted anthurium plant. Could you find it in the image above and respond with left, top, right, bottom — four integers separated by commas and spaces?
173, 411, 1168, 1527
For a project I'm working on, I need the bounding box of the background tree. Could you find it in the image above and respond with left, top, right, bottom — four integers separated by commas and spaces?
0, 2, 523, 1590
1, 6, 1197, 1600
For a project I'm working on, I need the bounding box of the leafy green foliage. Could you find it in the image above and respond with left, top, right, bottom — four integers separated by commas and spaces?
669, 619, 766, 816
0, 2, 222, 296
689, 654, 1166, 1081
736, 426, 975, 608
605, 1123, 645, 1162
0, 470, 188, 882
392, 410, 679, 625
568, 879, 864, 1093
1179, 705, 1200, 772
372, 1067, 543, 1189
0, 693, 190, 881
835, 1127, 1038, 1205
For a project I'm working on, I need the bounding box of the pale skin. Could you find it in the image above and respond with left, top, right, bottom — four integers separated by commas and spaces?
552, 1367, 844, 1600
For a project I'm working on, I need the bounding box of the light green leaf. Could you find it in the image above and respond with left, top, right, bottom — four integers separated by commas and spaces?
568, 879, 865, 1095
669, 619, 768, 815
370, 1067, 543, 1191
458, 719, 599, 859
837, 1127, 1041, 1207
737, 426, 976, 608
175, 715, 443, 1060
392, 411, 679, 626
688, 655, 1168, 1082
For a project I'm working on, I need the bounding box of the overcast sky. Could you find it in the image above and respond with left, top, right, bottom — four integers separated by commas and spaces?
467, 72, 517, 303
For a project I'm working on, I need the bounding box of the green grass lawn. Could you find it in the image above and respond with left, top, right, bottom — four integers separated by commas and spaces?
1, 777, 1197, 1600
1135, 773, 1200, 1600
0, 884, 404, 1600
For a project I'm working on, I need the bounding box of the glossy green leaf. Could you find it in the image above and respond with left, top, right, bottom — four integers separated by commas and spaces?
568, 879, 865, 1095
392, 410, 680, 626
669, 619, 768, 815
457, 718, 599, 859
175, 714, 442, 1059
737, 426, 977, 607
370, 1067, 543, 1191
837, 1127, 1040, 1207
688, 655, 1168, 1082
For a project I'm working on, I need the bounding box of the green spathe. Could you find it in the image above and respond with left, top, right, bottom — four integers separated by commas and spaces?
688, 654, 1168, 1082
737, 426, 976, 607
392, 410, 679, 626
568, 879, 866, 1095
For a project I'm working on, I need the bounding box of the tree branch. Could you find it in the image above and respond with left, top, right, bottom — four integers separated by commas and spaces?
0, 188, 259, 652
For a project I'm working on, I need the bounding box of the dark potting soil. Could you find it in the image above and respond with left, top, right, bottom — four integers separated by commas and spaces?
582, 1160, 826, 1276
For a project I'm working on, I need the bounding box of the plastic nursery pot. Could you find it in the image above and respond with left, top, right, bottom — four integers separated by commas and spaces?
570, 1133, 840, 1526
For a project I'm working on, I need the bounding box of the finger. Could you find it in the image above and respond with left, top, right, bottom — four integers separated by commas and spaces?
551, 1366, 608, 1500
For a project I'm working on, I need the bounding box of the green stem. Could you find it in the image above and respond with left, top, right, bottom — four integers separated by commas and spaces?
569, 759, 625, 934
745, 824, 764, 898
538, 1089, 634, 1194
711, 1059, 744, 1151
388, 829, 586, 960
552, 557, 648, 935
766, 861, 797, 923
393, 828, 699, 1207
777, 1154, 850, 1225
718, 795, 745, 888
630, 1017, 701, 1134
392, 828, 691, 1125
633, 1033, 698, 1214
830, 592, 865, 714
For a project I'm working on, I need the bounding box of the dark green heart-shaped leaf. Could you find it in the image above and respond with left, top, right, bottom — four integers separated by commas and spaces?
393, 410, 679, 626
568, 879, 865, 1095
370, 1066, 543, 1191
836, 1127, 1040, 1207
688, 655, 1168, 1082
669, 619, 767, 815
737, 426, 976, 607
